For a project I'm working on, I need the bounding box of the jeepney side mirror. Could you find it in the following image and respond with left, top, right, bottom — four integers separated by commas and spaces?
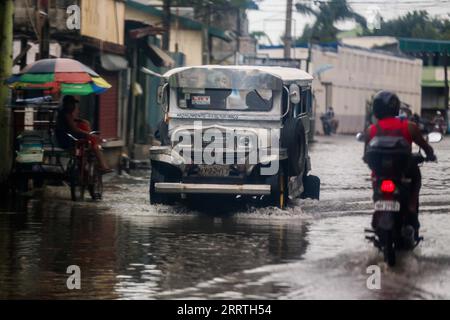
157, 83, 169, 112
289, 84, 301, 104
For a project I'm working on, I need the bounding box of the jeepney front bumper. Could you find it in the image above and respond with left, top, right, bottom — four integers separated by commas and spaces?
154, 182, 271, 195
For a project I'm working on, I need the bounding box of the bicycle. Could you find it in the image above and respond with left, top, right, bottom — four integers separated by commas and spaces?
66, 131, 104, 201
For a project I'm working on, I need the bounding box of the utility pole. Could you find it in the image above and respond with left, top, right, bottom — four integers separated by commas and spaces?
202, 4, 211, 65
0, 0, 14, 189
162, 0, 172, 51
284, 0, 293, 59
37, 0, 50, 59
444, 50, 449, 125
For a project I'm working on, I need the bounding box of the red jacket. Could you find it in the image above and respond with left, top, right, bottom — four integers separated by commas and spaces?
369, 117, 413, 144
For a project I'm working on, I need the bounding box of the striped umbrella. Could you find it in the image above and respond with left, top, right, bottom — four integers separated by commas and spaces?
6, 58, 111, 95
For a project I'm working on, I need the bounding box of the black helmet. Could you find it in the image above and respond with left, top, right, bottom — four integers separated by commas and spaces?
372, 90, 400, 119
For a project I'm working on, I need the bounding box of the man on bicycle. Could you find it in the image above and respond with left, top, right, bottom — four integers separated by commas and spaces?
55, 95, 112, 173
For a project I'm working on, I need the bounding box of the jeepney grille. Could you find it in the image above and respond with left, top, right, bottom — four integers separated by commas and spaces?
174, 129, 255, 165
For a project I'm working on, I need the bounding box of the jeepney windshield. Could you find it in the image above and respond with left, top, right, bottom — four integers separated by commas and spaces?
176, 87, 274, 111
168, 68, 283, 112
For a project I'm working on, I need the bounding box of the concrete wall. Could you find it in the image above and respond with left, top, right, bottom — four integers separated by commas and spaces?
312, 46, 422, 133
81, 0, 125, 45
169, 29, 203, 66
258, 47, 309, 60
12, 41, 62, 73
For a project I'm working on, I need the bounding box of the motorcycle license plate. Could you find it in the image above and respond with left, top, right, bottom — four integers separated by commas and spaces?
374, 200, 400, 212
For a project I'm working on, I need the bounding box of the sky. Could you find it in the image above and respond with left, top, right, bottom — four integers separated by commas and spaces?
247, 0, 450, 45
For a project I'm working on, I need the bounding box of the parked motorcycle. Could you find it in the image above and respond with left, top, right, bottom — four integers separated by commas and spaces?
431, 121, 446, 136
320, 114, 338, 135
357, 131, 442, 266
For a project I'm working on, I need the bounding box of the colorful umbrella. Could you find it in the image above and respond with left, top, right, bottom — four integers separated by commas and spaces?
6, 58, 111, 95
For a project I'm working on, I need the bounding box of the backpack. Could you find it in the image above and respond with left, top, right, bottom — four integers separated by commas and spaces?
365, 122, 412, 177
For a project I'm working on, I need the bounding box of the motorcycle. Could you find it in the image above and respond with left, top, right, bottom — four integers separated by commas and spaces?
320, 114, 338, 135
431, 121, 446, 136
356, 131, 442, 266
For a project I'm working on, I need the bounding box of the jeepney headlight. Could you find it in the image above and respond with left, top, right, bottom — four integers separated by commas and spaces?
238, 136, 251, 147
237, 134, 256, 151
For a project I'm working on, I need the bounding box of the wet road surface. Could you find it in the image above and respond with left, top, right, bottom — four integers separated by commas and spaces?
1, 135, 450, 299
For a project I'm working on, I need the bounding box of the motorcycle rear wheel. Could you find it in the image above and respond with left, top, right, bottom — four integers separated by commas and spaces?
383, 231, 396, 266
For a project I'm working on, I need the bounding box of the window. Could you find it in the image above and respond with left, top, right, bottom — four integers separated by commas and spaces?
293, 88, 312, 117
177, 87, 274, 111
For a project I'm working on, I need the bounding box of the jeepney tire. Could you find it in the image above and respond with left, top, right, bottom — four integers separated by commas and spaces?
266, 166, 288, 210
301, 174, 320, 200
33, 177, 45, 189
149, 162, 177, 205
16, 175, 29, 194
281, 118, 307, 177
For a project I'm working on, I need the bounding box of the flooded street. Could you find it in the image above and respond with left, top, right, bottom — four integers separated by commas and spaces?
1, 135, 450, 299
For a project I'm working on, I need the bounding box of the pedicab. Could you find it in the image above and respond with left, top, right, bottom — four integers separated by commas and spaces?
6, 58, 111, 201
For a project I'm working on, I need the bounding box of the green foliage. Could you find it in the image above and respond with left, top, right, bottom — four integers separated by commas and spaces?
363, 11, 450, 40
250, 30, 273, 45
295, 0, 367, 43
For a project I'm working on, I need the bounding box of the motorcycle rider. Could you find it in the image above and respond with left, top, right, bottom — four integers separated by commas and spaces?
321, 106, 339, 134
364, 90, 437, 239
432, 110, 446, 134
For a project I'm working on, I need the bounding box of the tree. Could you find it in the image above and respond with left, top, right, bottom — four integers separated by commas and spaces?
295, 0, 367, 43
250, 31, 273, 45
0, 0, 14, 190
363, 11, 450, 40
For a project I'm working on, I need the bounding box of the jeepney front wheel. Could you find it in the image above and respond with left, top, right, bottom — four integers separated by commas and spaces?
266, 167, 288, 210
149, 162, 178, 205
281, 118, 307, 177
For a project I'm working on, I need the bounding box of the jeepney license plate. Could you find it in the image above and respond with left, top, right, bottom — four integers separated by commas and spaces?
198, 165, 229, 177
374, 200, 400, 212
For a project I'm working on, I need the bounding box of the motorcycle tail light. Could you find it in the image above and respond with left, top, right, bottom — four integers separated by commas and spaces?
380, 180, 396, 193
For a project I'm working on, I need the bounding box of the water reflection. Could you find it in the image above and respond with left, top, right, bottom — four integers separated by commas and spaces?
0, 195, 310, 299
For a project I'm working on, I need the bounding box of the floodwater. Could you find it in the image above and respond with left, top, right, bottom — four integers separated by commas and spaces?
1, 135, 450, 300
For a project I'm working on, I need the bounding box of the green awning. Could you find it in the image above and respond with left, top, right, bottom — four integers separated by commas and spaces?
399, 38, 450, 53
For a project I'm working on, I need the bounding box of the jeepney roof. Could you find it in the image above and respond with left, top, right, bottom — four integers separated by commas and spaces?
163, 65, 313, 82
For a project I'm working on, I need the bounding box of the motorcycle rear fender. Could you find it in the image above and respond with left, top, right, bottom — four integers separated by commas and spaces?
374, 211, 395, 230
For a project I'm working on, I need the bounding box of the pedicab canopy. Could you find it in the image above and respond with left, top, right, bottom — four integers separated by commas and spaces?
6, 58, 112, 95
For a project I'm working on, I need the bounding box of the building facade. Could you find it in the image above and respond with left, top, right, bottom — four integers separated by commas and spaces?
257, 43, 423, 134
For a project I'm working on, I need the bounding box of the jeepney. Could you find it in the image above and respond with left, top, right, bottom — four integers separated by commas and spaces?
149, 65, 320, 209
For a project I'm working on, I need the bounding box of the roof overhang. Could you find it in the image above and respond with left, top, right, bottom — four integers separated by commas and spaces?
140, 43, 175, 68
125, 1, 232, 42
